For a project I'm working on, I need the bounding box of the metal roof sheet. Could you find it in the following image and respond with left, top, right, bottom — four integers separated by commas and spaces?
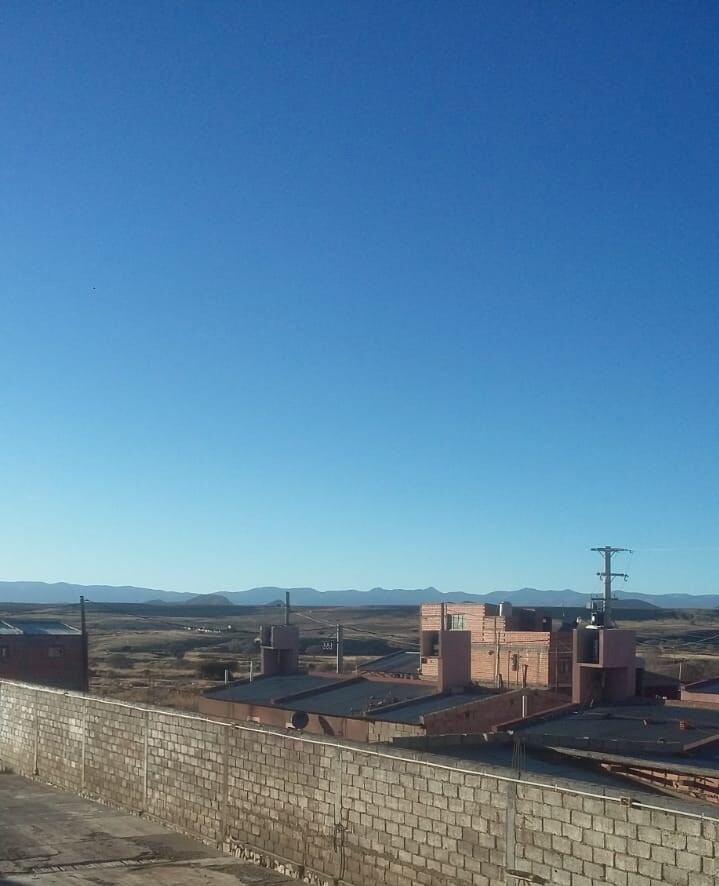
0, 620, 81, 636
281, 678, 434, 717
204, 673, 333, 704
684, 677, 719, 695
358, 651, 421, 675
372, 690, 493, 724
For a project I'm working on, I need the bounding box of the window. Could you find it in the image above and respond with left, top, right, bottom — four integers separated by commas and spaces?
511, 653, 519, 671
48, 646, 64, 658
448, 614, 466, 630
559, 659, 570, 675
0, 645, 8, 659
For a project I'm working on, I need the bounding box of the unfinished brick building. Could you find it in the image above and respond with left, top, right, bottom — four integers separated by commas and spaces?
0, 620, 85, 690
420, 601, 573, 691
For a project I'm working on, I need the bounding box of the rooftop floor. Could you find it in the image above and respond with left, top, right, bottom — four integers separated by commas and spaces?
0, 773, 289, 886
514, 702, 719, 751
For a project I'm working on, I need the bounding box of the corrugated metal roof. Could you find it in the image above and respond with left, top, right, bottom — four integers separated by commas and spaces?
0, 622, 21, 635
0, 620, 81, 636
358, 651, 421, 675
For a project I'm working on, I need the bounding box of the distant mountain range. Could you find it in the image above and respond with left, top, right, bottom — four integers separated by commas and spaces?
0, 580, 717, 609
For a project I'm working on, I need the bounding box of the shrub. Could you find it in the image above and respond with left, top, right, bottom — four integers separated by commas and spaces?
106, 653, 133, 669
197, 660, 236, 680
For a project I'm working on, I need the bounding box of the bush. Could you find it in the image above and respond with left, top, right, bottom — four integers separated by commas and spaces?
304, 644, 323, 655
106, 653, 133, 669
197, 660, 236, 680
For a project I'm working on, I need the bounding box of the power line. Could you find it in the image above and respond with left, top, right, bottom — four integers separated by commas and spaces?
293, 609, 420, 650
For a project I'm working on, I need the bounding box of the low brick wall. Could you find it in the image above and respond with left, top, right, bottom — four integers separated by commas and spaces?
1, 679, 718, 886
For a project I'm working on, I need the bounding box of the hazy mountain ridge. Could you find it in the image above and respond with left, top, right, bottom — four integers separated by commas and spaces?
0, 581, 714, 608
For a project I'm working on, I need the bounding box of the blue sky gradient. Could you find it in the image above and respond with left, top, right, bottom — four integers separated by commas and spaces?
1, 2, 718, 595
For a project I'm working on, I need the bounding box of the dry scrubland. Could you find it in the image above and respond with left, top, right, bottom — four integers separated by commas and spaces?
624, 610, 719, 684
0, 602, 420, 708
2, 602, 719, 709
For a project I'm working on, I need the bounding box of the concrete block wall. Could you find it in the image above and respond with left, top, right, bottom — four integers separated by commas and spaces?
85, 698, 146, 810
1, 679, 719, 886
367, 720, 423, 743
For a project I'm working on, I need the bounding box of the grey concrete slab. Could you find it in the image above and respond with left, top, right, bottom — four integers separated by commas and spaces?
0, 774, 288, 885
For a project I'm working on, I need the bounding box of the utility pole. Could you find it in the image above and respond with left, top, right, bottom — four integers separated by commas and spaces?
284, 591, 290, 626
591, 546, 631, 627
336, 624, 344, 674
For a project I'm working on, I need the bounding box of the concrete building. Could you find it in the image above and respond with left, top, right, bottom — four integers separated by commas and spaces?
0, 620, 85, 690
420, 601, 574, 690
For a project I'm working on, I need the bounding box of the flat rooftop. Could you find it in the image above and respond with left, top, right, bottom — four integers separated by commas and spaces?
0, 772, 290, 885
514, 702, 719, 752
205, 673, 499, 725
206, 674, 436, 718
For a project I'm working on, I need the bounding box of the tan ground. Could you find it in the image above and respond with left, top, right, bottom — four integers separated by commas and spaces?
3, 602, 719, 706
0, 602, 420, 709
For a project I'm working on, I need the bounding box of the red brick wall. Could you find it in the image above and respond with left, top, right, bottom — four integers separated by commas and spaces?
422, 688, 571, 735
198, 696, 372, 742
420, 604, 573, 690
0, 636, 84, 690
680, 690, 719, 707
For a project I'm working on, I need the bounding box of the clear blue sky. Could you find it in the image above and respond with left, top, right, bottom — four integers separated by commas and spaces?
1, 2, 717, 596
